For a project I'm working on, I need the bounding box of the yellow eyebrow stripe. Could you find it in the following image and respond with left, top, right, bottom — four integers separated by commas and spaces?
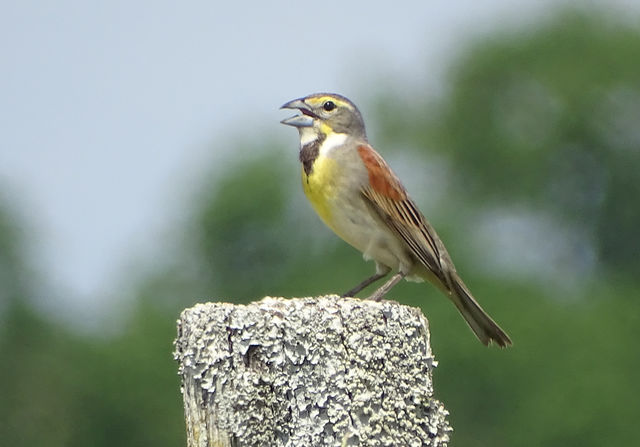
306, 96, 349, 108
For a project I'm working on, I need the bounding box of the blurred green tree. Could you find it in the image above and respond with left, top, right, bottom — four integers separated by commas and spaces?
389, 11, 640, 276
0, 197, 185, 447
0, 195, 33, 313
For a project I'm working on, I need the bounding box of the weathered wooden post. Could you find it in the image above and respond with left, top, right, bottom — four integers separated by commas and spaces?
174, 296, 451, 446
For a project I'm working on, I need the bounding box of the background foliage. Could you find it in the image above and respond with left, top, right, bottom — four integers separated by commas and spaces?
1, 9, 639, 446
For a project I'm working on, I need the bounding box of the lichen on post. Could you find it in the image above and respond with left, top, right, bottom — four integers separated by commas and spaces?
174, 296, 451, 446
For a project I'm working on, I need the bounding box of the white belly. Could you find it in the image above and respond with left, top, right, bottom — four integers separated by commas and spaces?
328, 193, 415, 274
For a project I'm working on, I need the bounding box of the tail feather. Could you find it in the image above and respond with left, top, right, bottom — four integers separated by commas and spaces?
448, 274, 512, 347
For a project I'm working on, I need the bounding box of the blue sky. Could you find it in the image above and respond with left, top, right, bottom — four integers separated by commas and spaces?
1, 0, 636, 319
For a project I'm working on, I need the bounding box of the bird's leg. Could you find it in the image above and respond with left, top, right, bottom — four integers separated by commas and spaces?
341, 271, 389, 298
367, 271, 407, 302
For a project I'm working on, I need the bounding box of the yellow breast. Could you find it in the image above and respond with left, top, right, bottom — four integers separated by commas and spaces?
301, 154, 341, 230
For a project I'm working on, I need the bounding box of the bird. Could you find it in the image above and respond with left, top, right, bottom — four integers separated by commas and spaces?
280, 93, 512, 347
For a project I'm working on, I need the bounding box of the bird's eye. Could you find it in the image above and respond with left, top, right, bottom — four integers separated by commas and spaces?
323, 101, 336, 112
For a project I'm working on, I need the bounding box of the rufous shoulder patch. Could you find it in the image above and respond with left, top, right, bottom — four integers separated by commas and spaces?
357, 145, 407, 201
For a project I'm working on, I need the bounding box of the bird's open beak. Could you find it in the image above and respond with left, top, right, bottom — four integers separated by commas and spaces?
280, 98, 315, 128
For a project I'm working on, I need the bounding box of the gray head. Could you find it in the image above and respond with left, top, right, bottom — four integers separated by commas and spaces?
280, 93, 367, 140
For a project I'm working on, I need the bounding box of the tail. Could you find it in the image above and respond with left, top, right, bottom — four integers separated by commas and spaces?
447, 273, 512, 347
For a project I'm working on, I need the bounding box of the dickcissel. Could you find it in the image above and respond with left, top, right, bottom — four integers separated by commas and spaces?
281, 93, 511, 347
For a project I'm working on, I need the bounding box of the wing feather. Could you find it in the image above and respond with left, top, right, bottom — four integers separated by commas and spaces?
357, 145, 449, 284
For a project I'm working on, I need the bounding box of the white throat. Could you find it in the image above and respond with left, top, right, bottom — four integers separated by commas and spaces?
299, 127, 317, 147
